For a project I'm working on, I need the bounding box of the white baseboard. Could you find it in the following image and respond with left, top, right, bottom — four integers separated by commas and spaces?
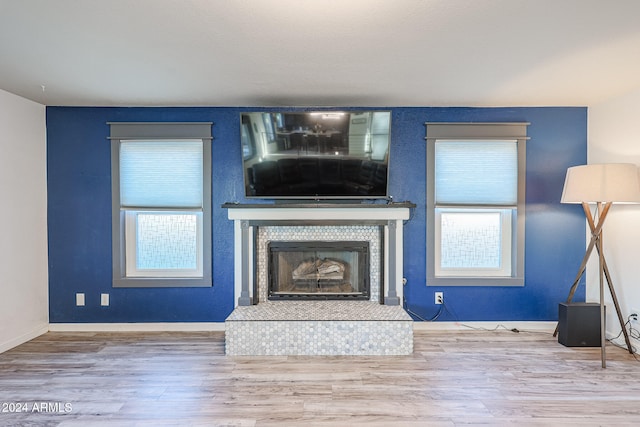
0, 323, 49, 353
48, 322, 226, 332
47, 321, 555, 333
412, 321, 557, 332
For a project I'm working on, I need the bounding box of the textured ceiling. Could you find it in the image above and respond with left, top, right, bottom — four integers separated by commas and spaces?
1, 0, 640, 107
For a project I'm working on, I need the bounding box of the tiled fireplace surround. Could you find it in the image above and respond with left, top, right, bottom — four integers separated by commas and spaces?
224, 203, 414, 355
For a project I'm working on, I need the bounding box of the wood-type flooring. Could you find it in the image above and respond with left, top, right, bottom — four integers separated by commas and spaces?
0, 329, 639, 426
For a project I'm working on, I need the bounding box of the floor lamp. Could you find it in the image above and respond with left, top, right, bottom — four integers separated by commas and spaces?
559, 163, 640, 367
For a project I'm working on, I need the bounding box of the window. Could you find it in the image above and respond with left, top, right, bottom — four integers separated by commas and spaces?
425, 122, 528, 286
240, 115, 256, 160
110, 123, 212, 287
262, 113, 276, 142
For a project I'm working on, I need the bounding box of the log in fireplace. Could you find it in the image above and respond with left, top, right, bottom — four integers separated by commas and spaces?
268, 241, 370, 300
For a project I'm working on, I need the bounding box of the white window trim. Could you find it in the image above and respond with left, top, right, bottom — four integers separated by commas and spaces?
425, 122, 528, 287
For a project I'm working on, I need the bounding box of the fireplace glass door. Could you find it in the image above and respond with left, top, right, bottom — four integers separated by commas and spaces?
268, 241, 370, 300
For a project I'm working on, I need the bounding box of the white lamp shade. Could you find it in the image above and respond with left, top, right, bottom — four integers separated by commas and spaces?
561, 163, 640, 204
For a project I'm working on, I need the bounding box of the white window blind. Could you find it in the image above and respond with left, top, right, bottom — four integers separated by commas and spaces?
435, 140, 517, 206
120, 140, 203, 208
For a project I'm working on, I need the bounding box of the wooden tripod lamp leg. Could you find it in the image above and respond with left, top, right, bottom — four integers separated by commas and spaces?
557, 202, 633, 366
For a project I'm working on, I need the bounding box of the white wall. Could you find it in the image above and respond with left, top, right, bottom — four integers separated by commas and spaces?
0, 89, 48, 352
588, 88, 640, 340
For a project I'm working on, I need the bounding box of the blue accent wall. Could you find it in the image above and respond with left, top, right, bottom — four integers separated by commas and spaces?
46, 106, 587, 323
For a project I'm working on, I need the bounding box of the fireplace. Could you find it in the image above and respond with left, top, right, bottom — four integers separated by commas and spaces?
224, 203, 415, 356
224, 202, 414, 306
268, 241, 370, 300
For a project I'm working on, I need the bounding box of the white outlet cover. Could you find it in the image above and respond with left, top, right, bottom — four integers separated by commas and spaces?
101, 293, 109, 306
76, 293, 85, 306
435, 292, 443, 304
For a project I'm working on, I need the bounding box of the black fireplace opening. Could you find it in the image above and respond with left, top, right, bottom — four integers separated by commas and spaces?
268, 241, 370, 300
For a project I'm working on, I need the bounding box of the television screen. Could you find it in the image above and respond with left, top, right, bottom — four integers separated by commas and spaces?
240, 111, 391, 200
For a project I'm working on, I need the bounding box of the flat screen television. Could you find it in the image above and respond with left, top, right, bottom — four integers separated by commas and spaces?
240, 110, 391, 200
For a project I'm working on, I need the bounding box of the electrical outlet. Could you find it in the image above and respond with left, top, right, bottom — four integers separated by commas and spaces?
75, 293, 85, 306
101, 293, 110, 307
435, 292, 443, 305
630, 308, 639, 326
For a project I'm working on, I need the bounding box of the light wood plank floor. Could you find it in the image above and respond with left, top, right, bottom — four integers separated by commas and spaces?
1, 330, 639, 426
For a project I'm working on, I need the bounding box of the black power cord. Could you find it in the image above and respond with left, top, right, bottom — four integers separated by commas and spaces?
404, 294, 551, 335
403, 296, 444, 321
403, 294, 457, 322
606, 315, 640, 361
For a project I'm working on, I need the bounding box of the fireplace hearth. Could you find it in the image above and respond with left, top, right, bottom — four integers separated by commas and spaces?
223, 203, 415, 356
268, 241, 369, 300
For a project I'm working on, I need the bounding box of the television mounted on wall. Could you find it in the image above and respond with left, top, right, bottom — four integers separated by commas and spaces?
240, 110, 391, 200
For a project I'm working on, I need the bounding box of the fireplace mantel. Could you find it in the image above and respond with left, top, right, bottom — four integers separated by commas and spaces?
224, 202, 414, 307
222, 202, 415, 222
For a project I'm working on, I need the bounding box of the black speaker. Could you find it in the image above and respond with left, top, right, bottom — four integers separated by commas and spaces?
558, 302, 603, 347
